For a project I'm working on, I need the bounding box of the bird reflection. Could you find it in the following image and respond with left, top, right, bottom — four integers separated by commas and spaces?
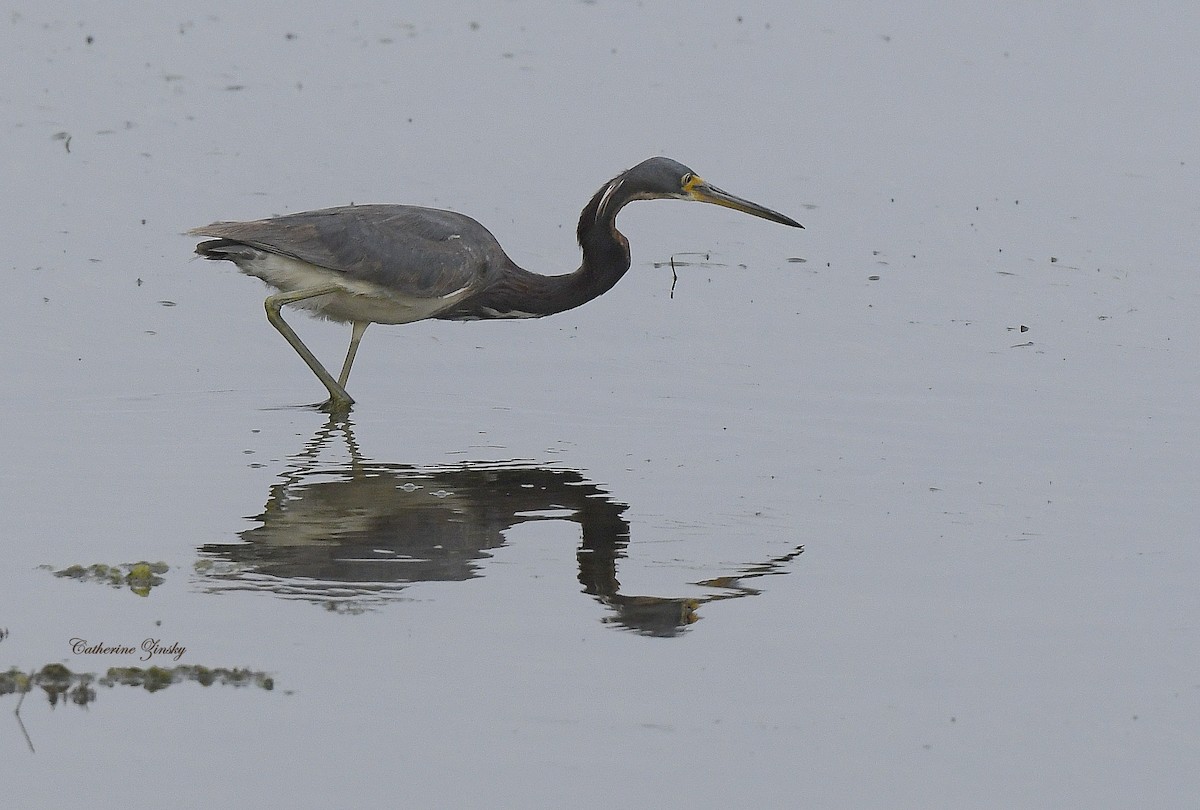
197, 418, 802, 636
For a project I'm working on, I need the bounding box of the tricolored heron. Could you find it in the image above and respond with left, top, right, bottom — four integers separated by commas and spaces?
190, 156, 802, 411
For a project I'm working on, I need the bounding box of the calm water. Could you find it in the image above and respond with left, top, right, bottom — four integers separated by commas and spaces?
3, 2, 1198, 807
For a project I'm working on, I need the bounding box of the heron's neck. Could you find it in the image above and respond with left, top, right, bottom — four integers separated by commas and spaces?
452, 174, 635, 319
493, 180, 633, 317
548, 176, 635, 313
560, 197, 632, 311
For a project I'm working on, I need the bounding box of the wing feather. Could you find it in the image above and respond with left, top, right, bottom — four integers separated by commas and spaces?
189, 204, 503, 300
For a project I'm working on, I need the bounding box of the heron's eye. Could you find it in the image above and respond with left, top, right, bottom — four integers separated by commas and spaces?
681, 173, 694, 187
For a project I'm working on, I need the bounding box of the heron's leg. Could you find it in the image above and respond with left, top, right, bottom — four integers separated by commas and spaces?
337, 321, 370, 388
264, 285, 354, 408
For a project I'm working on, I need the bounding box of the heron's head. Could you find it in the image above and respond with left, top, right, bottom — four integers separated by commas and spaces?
623, 157, 803, 229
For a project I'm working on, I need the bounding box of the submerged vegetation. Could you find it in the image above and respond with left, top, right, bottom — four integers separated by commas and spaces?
0, 662, 274, 707
42, 560, 169, 596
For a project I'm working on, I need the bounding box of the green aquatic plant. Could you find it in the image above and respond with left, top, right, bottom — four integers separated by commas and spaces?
43, 560, 170, 596
1, 662, 274, 707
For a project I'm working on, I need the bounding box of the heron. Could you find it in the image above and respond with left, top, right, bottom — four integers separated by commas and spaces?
190, 156, 802, 411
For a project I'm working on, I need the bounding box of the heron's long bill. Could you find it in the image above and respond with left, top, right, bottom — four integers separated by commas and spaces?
688, 179, 803, 228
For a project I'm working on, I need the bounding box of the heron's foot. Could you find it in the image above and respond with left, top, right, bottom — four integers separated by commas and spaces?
315, 395, 355, 414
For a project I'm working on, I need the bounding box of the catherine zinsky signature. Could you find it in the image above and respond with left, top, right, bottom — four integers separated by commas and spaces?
70, 638, 187, 662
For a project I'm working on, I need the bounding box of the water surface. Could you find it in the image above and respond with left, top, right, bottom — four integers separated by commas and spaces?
3, 3, 1198, 807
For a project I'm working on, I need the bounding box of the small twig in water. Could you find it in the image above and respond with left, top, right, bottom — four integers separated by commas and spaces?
14, 671, 35, 753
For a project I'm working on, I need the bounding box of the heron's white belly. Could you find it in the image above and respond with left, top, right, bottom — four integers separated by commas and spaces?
238, 253, 470, 325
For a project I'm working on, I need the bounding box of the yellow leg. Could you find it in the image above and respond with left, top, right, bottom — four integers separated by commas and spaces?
337, 321, 370, 388
264, 285, 355, 410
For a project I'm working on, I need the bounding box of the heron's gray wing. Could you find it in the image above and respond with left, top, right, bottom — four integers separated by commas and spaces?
189, 204, 504, 299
